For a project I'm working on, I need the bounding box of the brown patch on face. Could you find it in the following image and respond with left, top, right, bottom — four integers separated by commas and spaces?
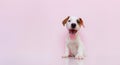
62, 16, 70, 26
77, 18, 85, 27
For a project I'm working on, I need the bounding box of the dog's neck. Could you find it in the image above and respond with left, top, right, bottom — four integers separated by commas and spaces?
69, 32, 79, 40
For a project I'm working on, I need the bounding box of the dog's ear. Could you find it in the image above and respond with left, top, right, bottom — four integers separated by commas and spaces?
62, 16, 70, 26
79, 18, 85, 27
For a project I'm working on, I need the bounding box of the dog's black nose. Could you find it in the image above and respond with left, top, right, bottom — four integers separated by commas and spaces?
71, 23, 76, 28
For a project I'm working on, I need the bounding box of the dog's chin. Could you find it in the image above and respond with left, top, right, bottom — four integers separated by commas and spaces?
69, 29, 77, 34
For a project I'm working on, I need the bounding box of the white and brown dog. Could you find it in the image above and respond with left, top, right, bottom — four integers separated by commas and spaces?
62, 16, 85, 59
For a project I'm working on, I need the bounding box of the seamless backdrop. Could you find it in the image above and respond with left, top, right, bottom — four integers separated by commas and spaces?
0, 0, 120, 65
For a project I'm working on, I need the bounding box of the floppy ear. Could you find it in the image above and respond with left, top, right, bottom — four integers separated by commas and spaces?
79, 18, 85, 27
62, 16, 70, 26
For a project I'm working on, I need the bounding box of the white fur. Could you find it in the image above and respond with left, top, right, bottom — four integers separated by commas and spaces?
66, 16, 80, 31
62, 16, 85, 59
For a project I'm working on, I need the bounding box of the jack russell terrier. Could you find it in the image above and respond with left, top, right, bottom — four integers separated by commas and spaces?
62, 16, 85, 59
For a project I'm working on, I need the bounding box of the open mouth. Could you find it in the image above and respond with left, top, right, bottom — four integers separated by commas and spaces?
69, 29, 77, 34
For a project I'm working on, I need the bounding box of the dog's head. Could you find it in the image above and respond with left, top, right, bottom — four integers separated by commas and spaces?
62, 16, 84, 34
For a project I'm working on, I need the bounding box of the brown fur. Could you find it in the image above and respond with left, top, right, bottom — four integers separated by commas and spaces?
62, 16, 70, 26
79, 18, 85, 27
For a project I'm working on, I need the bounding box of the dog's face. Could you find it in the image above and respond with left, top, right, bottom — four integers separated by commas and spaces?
62, 16, 84, 34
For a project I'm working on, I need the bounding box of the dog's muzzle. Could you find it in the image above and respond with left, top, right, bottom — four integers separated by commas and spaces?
71, 23, 76, 29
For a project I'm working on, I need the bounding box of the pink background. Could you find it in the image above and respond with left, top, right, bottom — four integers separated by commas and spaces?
0, 0, 120, 65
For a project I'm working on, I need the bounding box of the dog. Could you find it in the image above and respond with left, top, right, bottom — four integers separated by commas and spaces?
62, 16, 85, 59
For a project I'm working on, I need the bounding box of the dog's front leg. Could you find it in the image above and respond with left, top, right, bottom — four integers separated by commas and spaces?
62, 38, 70, 58
62, 44, 69, 58
75, 41, 85, 59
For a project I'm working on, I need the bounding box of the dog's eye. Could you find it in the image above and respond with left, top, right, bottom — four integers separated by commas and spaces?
77, 20, 80, 23
68, 20, 71, 22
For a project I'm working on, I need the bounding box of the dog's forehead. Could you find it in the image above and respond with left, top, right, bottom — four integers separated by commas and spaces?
69, 16, 79, 21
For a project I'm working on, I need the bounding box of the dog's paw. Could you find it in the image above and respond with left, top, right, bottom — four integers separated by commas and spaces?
62, 55, 69, 58
75, 55, 84, 60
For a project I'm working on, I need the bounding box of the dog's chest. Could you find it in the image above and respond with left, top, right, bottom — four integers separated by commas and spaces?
67, 40, 78, 50
67, 40, 78, 55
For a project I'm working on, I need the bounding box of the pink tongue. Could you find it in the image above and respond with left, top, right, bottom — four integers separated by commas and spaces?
70, 34, 76, 40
